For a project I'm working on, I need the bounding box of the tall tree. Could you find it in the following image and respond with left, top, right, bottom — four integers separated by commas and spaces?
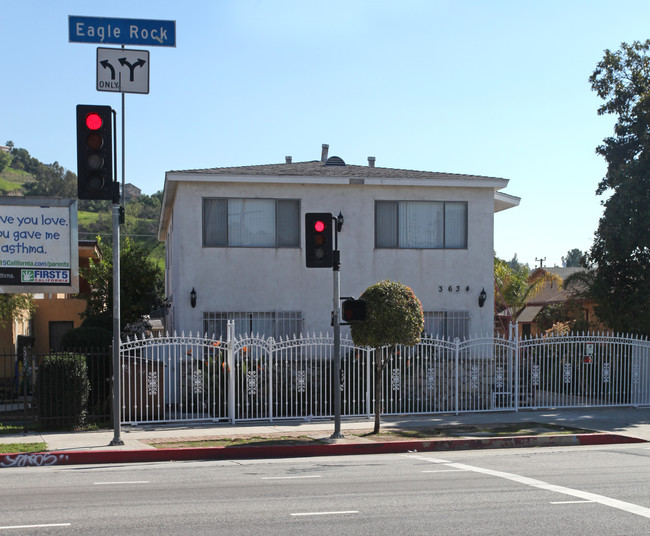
80, 237, 165, 330
494, 258, 561, 330
562, 248, 585, 267
588, 40, 650, 335
23, 162, 76, 198
8, 146, 39, 174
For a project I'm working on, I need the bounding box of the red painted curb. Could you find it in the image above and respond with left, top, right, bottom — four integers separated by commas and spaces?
0, 433, 645, 467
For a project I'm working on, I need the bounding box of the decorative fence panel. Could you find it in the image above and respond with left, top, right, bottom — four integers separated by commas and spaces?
120, 333, 228, 423
117, 326, 650, 425
519, 333, 650, 409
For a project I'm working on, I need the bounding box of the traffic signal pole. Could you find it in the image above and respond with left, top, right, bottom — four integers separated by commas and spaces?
304, 211, 343, 438
331, 213, 344, 439
332, 250, 343, 439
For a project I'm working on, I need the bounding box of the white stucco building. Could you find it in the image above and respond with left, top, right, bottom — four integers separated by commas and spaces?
158, 146, 520, 339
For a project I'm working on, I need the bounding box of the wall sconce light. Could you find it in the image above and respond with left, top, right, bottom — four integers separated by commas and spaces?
478, 288, 487, 308
190, 287, 197, 308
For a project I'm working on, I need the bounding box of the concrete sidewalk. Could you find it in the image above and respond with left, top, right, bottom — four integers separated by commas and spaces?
1, 407, 649, 467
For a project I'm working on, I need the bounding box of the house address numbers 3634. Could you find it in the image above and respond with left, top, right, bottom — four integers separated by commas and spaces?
438, 285, 471, 293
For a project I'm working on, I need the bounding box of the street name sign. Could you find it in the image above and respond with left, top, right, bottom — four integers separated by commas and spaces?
97, 48, 150, 94
69, 16, 176, 47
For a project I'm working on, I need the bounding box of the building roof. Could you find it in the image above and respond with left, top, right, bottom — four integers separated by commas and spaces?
517, 305, 544, 323
159, 154, 521, 240
523, 266, 592, 311
167, 159, 507, 182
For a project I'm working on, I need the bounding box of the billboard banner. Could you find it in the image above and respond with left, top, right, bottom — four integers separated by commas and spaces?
0, 198, 79, 294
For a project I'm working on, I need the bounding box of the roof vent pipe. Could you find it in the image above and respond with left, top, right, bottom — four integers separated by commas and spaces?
285, 156, 292, 164
368, 156, 376, 168
321, 144, 329, 162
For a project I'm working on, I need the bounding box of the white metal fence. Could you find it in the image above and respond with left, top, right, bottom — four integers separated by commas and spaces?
118, 325, 650, 424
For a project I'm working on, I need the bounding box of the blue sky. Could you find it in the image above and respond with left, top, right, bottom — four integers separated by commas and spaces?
1, 1, 647, 268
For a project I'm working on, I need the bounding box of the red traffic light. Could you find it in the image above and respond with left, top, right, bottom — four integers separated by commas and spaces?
77, 104, 114, 201
305, 212, 333, 268
85, 112, 103, 130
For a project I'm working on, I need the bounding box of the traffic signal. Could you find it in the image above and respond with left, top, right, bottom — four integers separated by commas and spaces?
76, 104, 114, 200
342, 299, 367, 323
305, 212, 333, 268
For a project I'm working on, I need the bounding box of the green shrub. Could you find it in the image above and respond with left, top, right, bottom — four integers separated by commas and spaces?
81, 313, 113, 331
60, 326, 112, 350
37, 354, 91, 429
351, 280, 424, 348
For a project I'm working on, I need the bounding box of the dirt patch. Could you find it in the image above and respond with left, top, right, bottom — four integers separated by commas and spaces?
144, 435, 327, 449
141, 423, 591, 449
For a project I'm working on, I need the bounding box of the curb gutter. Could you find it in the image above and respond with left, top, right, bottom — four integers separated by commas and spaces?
0, 432, 645, 468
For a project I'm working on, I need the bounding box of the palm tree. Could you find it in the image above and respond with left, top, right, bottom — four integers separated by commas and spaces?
494, 258, 562, 331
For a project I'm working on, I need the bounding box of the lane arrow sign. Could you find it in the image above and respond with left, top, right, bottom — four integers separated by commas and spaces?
97, 47, 150, 94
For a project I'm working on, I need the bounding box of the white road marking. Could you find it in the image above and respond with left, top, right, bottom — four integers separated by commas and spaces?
550, 500, 595, 504
291, 511, 359, 517
404, 454, 650, 519
93, 481, 150, 485
0, 523, 71, 530
422, 469, 467, 473
262, 475, 321, 480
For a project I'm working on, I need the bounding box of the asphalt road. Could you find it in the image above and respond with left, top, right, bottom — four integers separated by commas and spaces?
1, 444, 649, 535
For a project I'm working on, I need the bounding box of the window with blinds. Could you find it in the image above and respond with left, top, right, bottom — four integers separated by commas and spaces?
203, 198, 300, 247
375, 200, 467, 249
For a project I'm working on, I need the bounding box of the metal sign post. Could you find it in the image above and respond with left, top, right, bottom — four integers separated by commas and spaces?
109, 201, 124, 446
331, 213, 344, 439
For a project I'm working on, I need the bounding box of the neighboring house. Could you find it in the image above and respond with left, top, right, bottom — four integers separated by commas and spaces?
515, 266, 605, 338
158, 145, 520, 340
123, 183, 142, 201
30, 240, 100, 353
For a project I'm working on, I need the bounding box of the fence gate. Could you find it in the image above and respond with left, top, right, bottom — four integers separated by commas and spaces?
119, 332, 229, 424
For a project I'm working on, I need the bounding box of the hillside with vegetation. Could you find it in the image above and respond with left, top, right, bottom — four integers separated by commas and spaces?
0, 141, 164, 268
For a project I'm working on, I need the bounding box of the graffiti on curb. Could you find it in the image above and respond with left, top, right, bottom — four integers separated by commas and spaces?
1, 453, 69, 467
